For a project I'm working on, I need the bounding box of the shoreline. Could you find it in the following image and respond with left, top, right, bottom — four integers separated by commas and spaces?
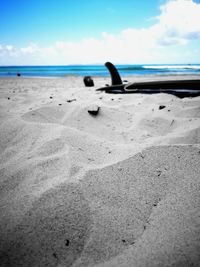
0, 74, 200, 85
0, 73, 199, 80
1, 73, 200, 78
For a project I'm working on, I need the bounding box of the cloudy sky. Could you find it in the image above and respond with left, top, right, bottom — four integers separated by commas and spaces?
0, 0, 200, 65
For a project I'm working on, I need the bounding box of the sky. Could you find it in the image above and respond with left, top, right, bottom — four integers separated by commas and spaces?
0, 0, 200, 65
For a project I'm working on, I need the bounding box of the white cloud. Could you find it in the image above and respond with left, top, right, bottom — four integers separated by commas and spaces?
151, 0, 200, 45
21, 43, 40, 54
0, 45, 19, 59
0, 0, 200, 65
5, 45, 14, 51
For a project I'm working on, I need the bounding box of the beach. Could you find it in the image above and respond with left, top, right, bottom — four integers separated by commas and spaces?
0, 76, 200, 266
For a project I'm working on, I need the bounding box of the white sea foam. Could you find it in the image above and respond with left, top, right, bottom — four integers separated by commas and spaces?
143, 65, 200, 70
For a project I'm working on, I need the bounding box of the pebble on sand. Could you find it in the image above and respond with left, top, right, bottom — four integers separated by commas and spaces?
159, 105, 166, 110
88, 105, 100, 116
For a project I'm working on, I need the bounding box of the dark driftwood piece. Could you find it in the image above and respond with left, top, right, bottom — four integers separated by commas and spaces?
97, 62, 200, 98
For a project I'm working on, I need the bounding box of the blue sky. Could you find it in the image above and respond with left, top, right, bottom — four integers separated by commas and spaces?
0, 0, 200, 65
0, 0, 161, 44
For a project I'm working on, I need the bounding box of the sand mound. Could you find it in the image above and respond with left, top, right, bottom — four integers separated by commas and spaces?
0, 146, 199, 267
74, 145, 200, 267
22, 106, 67, 124
175, 106, 200, 118
0, 77, 200, 267
0, 183, 92, 267
169, 126, 200, 144
138, 116, 177, 136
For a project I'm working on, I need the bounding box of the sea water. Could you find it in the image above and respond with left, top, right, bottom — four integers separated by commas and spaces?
0, 64, 200, 78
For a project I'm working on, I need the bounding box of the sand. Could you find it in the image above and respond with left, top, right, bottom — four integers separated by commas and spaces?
0, 76, 200, 267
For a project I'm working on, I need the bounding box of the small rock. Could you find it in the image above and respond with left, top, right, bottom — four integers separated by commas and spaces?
83, 76, 94, 87
65, 239, 70, 246
52, 253, 58, 259
159, 105, 166, 110
50, 96, 53, 99
88, 158, 95, 161
7, 97, 10, 100
140, 153, 145, 159
58, 103, 62, 106
88, 105, 100, 116
156, 170, 162, 176
67, 99, 76, 103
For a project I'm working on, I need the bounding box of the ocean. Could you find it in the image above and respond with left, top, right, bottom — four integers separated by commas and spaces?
0, 64, 200, 78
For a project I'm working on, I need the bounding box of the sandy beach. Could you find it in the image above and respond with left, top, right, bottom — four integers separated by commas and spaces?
0, 76, 200, 267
